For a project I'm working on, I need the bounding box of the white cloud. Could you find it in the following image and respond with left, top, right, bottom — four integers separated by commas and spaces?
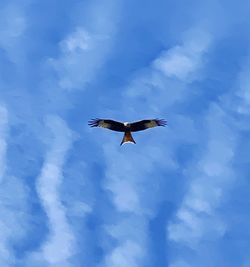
155, 48, 196, 80
0, 3, 26, 61
102, 143, 173, 216
0, 105, 8, 180
104, 240, 143, 267
236, 58, 250, 114
109, 179, 140, 213
0, 4, 26, 40
124, 29, 212, 117
49, 1, 121, 90
0, 105, 10, 265
0, 105, 30, 266
61, 28, 91, 52
168, 103, 236, 256
33, 116, 76, 266
51, 28, 111, 90
101, 143, 167, 266
51, 27, 108, 89
0, 175, 30, 267
102, 145, 141, 214
154, 30, 211, 81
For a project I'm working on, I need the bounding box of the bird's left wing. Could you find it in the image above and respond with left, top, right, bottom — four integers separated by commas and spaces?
88, 119, 126, 132
130, 119, 167, 132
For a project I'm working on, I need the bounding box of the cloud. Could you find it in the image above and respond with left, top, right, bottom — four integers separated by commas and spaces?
0, 105, 8, 180
0, 175, 30, 267
124, 29, 212, 117
33, 116, 76, 266
61, 28, 91, 52
0, 104, 13, 266
102, 142, 176, 215
153, 29, 211, 81
0, 173, 31, 257
51, 28, 109, 89
100, 137, 166, 266
0, 3, 26, 62
49, 1, 121, 90
0, 105, 31, 266
235, 57, 250, 114
168, 101, 237, 266
108, 179, 140, 213
100, 139, 167, 266
104, 240, 143, 267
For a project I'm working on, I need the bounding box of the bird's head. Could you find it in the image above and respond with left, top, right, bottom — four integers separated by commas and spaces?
124, 122, 130, 127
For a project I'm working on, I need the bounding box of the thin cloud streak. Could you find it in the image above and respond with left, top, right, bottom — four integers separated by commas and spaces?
0, 105, 30, 267
0, 105, 8, 181
34, 116, 76, 265
0, 104, 11, 266
168, 104, 235, 248
236, 57, 250, 115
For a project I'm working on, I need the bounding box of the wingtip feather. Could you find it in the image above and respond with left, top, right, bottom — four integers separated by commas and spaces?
156, 119, 167, 127
88, 118, 101, 127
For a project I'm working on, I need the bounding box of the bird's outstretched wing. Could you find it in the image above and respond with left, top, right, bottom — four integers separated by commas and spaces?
130, 119, 167, 132
88, 119, 126, 132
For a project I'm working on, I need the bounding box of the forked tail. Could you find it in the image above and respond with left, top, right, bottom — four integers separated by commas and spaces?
120, 132, 136, 145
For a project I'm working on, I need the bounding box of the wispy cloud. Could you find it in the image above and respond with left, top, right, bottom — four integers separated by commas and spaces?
61, 28, 91, 52
167, 57, 250, 265
104, 240, 143, 267
0, 105, 8, 180
0, 105, 31, 267
0, 3, 26, 62
50, 27, 106, 89
49, 1, 121, 90
33, 116, 76, 266
236, 57, 250, 114
124, 29, 212, 116
169, 103, 235, 248
0, 104, 11, 266
100, 145, 163, 266
153, 29, 211, 82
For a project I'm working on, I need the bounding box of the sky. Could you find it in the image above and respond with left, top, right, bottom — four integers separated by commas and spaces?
0, 0, 250, 266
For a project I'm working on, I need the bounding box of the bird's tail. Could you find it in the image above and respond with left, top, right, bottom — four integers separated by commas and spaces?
120, 132, 136, 145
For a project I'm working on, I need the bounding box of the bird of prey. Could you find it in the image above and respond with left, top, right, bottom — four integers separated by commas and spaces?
88, 118, 167, 145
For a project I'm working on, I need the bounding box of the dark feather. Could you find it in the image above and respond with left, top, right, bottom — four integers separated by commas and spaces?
130, 119, 167, 132
88, 119, 126, 132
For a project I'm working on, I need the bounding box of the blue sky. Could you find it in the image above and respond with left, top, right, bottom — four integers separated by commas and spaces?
1, 0, 250, 266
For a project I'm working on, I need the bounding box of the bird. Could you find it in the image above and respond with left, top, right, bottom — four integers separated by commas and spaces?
88, 118, 167, 145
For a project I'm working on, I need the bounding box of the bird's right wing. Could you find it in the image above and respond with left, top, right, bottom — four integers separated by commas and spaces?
88, 119, 126, 132
130, 119, 167, 132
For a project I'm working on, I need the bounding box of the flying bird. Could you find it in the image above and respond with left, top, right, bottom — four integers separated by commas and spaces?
88, 118, 167, 145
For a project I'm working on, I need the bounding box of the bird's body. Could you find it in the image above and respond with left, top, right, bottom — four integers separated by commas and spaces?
88, 118, 167, 145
